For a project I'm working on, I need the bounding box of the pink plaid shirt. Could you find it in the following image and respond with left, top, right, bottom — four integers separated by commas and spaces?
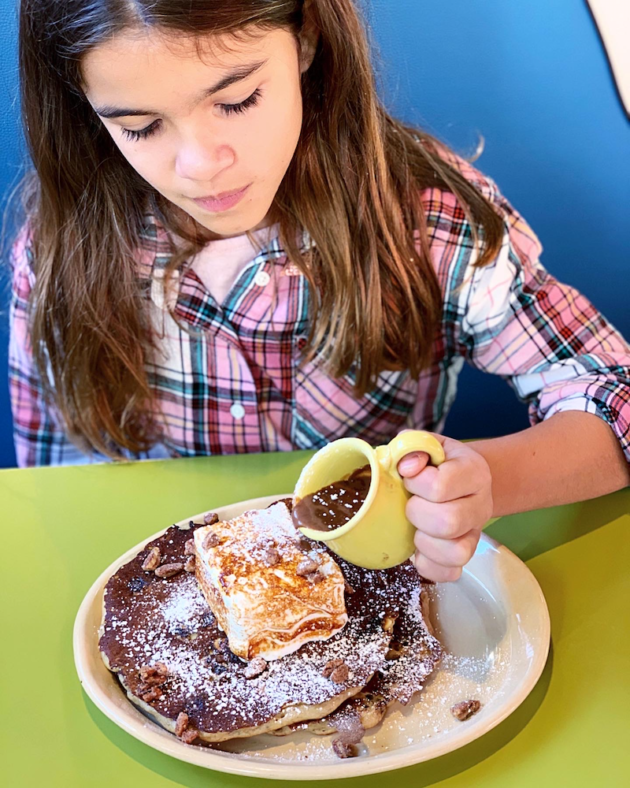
9, 152, 630, 466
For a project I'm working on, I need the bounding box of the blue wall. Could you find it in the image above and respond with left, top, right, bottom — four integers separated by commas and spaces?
1, 1, 628, 466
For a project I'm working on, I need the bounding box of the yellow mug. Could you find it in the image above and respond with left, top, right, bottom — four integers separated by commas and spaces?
293, 431, 445, 569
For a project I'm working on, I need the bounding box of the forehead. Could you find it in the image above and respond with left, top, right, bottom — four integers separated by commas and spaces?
81, 26, 293, 105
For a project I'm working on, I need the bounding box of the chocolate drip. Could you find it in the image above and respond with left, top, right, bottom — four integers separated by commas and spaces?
292, 465, 372, 533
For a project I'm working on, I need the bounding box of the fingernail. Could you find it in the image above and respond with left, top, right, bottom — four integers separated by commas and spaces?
398, 452, 428, 475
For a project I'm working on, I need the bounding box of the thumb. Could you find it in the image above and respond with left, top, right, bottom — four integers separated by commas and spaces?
397, 451, 430, 478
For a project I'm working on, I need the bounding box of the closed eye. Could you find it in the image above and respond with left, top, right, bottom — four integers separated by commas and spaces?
121, 119, 161, 142
219, 88, 262, 116
120, 87, 262, 142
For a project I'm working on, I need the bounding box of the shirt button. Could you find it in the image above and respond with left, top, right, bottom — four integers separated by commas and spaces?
230, 403, 246, 420
254, 270, 271, 287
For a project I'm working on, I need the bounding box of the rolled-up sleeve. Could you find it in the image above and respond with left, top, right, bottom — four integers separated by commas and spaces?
450, 184, 630, 464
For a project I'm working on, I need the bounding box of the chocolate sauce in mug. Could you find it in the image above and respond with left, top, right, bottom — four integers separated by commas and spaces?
292, 464, 372, 532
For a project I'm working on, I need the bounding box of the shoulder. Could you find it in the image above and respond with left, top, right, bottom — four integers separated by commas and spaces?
418, 140, 543, 275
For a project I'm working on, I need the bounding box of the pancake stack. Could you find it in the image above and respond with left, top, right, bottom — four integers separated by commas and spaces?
99, 500, 443, 757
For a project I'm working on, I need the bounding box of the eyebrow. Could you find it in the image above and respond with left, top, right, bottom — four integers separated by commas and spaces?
93, 59, 267, 119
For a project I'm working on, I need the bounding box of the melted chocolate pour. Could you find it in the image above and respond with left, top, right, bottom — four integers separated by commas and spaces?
292, 464, 372, 532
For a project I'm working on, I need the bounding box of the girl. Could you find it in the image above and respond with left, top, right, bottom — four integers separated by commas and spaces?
11, 0, 630, 582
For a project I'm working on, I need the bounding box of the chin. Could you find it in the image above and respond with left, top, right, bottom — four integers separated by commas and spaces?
196, 208, 273, 237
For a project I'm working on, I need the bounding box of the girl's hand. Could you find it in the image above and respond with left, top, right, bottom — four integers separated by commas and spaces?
397, 435, 493, 583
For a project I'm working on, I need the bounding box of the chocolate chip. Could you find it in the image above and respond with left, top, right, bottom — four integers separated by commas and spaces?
212, 662, 229, 675
186, 696, 207, 715
199, 613, 214, 628
298, 537, 312, 551
127, 576, 148, 592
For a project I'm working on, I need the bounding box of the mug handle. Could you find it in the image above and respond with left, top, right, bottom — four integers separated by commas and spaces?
376, 430, 446, 477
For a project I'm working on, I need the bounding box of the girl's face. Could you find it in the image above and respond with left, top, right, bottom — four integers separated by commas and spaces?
82, 27, 310, 237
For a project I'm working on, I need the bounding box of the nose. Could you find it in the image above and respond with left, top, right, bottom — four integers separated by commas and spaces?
175, 129, 235, 182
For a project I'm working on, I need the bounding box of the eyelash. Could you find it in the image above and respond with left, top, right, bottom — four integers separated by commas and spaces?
121, 88, 263, 142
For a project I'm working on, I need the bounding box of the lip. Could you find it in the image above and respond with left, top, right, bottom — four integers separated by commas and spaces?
192, 184, 251, 213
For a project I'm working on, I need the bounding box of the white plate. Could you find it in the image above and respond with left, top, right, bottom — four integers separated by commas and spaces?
74, 494, 551, 781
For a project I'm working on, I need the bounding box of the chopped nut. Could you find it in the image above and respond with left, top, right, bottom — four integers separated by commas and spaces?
296, 557, 319, 576
175, 712, 189, 737
181, 727, 200, 745
142, 547, 161, 572
330, 663, 350, 683
202, 531, 221, 550
139, 662, 168, 685
332, 738, 358, 758
344, 580, 356, 595
204, 512, 219, 525
307, 570, 324, 584
155, 562, 184, 579
322, 659, 344, 679
244, 657, 268, 679
184, 539, 196, 556
141, 686, 163, 703
262, 546, 281, 566
184, 556, 196, 573
451, 699, 482, 721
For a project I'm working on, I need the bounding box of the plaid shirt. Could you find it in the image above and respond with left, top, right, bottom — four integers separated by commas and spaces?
9, 152, 630, 467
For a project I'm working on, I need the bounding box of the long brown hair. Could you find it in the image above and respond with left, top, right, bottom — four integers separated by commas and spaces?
18, 0, 504, 458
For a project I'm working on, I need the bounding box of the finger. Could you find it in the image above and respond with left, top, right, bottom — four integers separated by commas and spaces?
403, 443, 490, 503
406, 496, 484, 539
397, 451, 429, 478
413, 528, 480, 568
412, 553, 462, 583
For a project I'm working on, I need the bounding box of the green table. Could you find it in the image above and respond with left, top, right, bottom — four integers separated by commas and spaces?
1, 452, 629, 787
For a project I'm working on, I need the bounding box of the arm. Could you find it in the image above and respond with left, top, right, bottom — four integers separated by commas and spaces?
401, 162, 630, 581
472, 411, 629, 516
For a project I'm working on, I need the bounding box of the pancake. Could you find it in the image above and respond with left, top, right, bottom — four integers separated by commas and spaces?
98, 513, 393, 743
270, 559, 443, 742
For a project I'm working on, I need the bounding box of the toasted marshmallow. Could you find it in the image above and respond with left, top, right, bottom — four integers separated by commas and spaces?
194, 502, 347, 661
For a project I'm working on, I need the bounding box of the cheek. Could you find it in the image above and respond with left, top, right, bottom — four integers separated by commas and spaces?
116, 141, 172, 192
247, 88, 303, 177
